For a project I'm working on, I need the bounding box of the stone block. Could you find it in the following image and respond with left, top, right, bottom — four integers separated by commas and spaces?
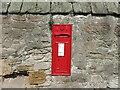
8, 2, 22, 13
90, 75, 103, 83
106, 2, 118, 14
2, 2, 10, 13
83, 22, 110, 35
28, 14, 46, 22
53, 15, 70, 24
71, 73, 88, 83
21, 2, 37, 13
51, 2, 72, 13
115, 24, 120, 37
2, 15, 10, 24
85, 41, 95, 51
16, 64, 33, 71
36, 2, 50, 13
11, 15, 26, 21
12, 22, 35, 29
107, 75, 118, 88
73, 60, 87, 70
88, 52, 104, 59
0, 60, 13, 76
91, 2, 108, 14
73, 2, 91, 13
28, 71, 46, 85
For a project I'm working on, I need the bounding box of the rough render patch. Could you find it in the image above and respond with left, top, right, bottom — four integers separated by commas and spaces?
28, 71, 46, 85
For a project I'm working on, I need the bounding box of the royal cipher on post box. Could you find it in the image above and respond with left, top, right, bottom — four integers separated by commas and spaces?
52, 24, 72, 75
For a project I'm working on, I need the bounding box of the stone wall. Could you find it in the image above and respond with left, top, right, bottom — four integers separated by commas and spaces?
0, 2, 120, 88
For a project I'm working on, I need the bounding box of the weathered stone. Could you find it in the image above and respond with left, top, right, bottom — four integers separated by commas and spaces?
53, 15, 70, 24
115, 24, 120, 37
90, 75, 103, 83
71, 73, 88, 83
73, 2, 91, 13
2, 2, 10, 13
11, 15, 26, 21
73, 60, 87, 70
88, 52, 104, 59
107, 75, 118, 88
16, 64, 33, 71
32, 54, 44, 60
86, 36, 96, 41
91, 2, 108, 14
106, 2, 118, 14
12, 22, 35, 29
2, 48, 16, 59
85, 41, 95, 51
40, 53, 51, 62
103, 64, 118, 75
2, 15, 10, 24
69, 82, 81, 88
8, 2, 22, 13
28, 15, 45, 22
51, 2, 72, 13
21, 2, 37, 13
28, 71, 46, 85
34, 62, 51, 70
90, 82, 107, 88
38, 76, 51, 87
83, 22, 110, 35
0, 60, 13, 76
3, 29, 26, 41
36, 2, 50, 13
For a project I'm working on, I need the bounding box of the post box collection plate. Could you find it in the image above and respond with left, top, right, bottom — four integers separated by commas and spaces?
52, 24, 72, 75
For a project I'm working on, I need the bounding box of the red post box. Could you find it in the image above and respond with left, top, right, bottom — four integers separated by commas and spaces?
52, 24, 72, 75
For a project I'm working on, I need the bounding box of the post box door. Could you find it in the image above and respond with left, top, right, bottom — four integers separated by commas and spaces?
52, 24, 72, 75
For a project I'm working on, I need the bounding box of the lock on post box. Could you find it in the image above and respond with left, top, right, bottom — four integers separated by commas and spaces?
52, 24, 72, 75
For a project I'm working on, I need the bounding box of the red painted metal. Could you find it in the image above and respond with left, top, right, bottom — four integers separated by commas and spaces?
52, 24, 72, 76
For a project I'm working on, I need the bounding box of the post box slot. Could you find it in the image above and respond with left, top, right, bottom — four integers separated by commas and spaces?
54, 34, 70, 38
